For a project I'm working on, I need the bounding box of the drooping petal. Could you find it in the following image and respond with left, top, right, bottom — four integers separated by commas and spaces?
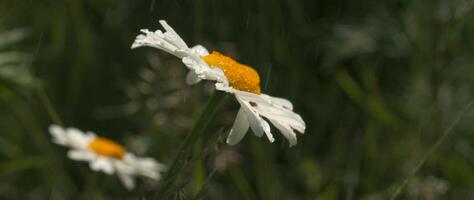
226, 108, 250, 145
185, 71, 201, 85
222, 89, 305, 146
255, 104, 306, 134
233, 90, 305, 134
268, 119, 297, 147
236, 96, 274, 142
117, 172, 135, 190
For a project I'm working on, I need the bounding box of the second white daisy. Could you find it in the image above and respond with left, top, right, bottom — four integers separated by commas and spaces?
49, 124, 166, 190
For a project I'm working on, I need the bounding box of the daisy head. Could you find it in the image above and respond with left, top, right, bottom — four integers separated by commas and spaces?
49, 124, 166, 190
132, 20, 306, 146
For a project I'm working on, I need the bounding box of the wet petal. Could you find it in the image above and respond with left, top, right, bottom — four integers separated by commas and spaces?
269, 119, 297, 147
185, 71, 201, 85
226, 108, 250, 145
255, 105, 306, 134
261, 94, 294, 110
131, 20, 190, 58
159, 20, 188, 49
236, 96, 274, 142
182, 56, 207, 74
182, 56, 228, 84
191, 45, 209, 56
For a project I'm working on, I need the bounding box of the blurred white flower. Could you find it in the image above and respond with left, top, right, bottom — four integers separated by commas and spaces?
132, 20, 305, 146
48, 124, 166, 190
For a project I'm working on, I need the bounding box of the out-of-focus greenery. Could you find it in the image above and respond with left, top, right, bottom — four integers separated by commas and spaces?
2, 0, 474, 199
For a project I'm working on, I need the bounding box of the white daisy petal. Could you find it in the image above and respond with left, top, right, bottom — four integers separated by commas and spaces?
159, 20, 188, 49
124, 154, 166, 180
191, 45, 209, 56
215, 82, 232, 92
182, 56, 228, 84
182, 56, 207, 74
237, 99, 264, 137
260, 94, 294, 110
118, 173, 135, 190
185, 71, 202, 85
255, 104, 306, 134
67, 150, 95, 161
132, 29, 185, 58
217, 89, 304, 145
65, 128, 93, 149
226, 108, 250, 145
237, 96, 274, 142
232, 90, 305, 134
114, 159, 134, 174
203, 68, 228, 85
49, 124, 68, 146
268, 119, 298, 147
90, 157, 115, 175
131, 20, 193, 60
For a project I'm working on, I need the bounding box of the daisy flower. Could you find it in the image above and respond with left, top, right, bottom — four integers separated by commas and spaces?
48, 124, 166, 190
131, 20, 305, 146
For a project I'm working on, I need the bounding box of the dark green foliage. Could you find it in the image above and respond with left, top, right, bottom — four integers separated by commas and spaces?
1, 0, 474, 199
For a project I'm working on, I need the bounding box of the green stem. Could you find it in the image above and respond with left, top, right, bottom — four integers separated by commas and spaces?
192, 157, 205, 196
11, 99, 78, 195
155, 91, 226, 199
229, 166, 257, 200
193, 138, 205, 196
37, 87, 63, 125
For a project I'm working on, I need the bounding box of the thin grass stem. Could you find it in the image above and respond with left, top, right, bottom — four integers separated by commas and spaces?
155, 91, 226, 199
37, 87, 63, 125
390, 99, 474, 200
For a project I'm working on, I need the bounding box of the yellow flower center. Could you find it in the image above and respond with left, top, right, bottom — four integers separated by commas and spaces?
202, 51, 261, 94
88, 137, 125, 159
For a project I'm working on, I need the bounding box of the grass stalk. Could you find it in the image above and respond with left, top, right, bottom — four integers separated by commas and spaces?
155, 91, 226, 199
390, 99, 474, 200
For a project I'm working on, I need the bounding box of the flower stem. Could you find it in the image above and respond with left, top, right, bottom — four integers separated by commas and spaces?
155, 91, 226, 199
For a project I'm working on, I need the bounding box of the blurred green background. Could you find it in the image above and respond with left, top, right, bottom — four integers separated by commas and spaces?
2, 0, 474, 199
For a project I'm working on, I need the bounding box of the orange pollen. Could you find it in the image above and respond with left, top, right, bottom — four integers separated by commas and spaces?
202, 51, 261, 94
88, 137, 125, 159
